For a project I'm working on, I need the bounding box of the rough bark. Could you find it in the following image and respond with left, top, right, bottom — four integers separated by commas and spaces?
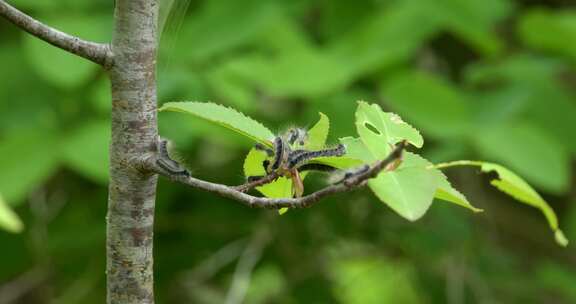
106, 0, 159, 303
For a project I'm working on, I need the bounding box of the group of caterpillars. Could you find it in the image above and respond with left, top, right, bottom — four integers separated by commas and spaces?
249, 128, 369, 197
155, 128, 372, 198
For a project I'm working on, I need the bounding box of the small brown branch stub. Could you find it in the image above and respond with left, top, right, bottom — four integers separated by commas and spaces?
145, 140, 407, 209
0, 1, 112, 67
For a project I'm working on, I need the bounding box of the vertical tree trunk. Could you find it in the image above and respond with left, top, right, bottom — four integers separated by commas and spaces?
106, 0, 159, 303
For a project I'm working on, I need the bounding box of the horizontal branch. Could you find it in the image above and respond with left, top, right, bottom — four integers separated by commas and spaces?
0, 1, 112, 67
233, 172, 279, 192
143, 141, 407, 209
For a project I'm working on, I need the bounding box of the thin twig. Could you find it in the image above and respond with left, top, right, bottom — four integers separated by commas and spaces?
233, 172, 279, 192
0, 1, 112, 67
144, 141, 407, 209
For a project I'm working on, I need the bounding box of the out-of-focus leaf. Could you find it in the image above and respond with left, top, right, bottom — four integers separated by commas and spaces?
421, 0, 511, 55
328, 1, 441, 77
472, 123, 569, 193
535, 262, 576, 302
23, 14, 112, 88
160, 102, 275, 146
465, 53, 563, 85
0, 194, 23, 233
434, 160, 568, 246
245, 264, 286, 304
10, 0, 109, 11
88, 78, 111, 114
355, 101, 423, 158
465, 55, 576, 155
0, 132, 59, 205
221, 51, 350, 98
382, 71, 472, 138
178, 0, 279, 63
205, 64, 255, 111
62, 121, 110, 184
329, 257, 423, 304
518, 9, 576, 61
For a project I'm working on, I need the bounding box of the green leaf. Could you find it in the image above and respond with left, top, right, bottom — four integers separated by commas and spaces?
160, 102, 275, 146
305, 112, 330, 150
328, 1, 441, 77
472, 122, 569, 193
0, 194, 23, 233
367, 153, 438, 221
178, 0, 279, 63
381, 71, 471, 138
341, 137, 481, 213
243, 148, 293, 199
62, 121, 110, 184
0, 132, 59, 205
242, 112, 335, 202
420, 0, 510, 56
354, 102, 436, 220
434, 169, 483, 213
518, 9, 576, 61
434, 160, 568, 246
355, 101, 423, 158
329, 257, 423, 304
23, 14, 112, 88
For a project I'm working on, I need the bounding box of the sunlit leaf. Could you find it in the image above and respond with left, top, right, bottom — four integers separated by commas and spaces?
355, 101, 423, 159
368, 153, 438, 221
330, 257, 423, 304
354, 102, 438, 220
473, 123, 569, 193
0, 194, 23, 233
382, 71, 472, 138
434, 160, 568, 246
518, 9, 576, 61
305, 112, 330, 150
160, 102, 275, 146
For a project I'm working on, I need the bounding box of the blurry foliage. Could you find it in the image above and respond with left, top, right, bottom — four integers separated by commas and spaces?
1, 0, 576, 303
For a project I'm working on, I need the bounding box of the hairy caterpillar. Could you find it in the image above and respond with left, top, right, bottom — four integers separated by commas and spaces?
156, 139, 190, 176
329, 164, 370, 185
248, 128, 346, 197
287, 144, 346, 169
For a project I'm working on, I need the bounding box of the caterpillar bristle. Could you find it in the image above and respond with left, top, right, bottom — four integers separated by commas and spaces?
287, 144, 347, 169
254, 143, 274, 157
298, 163, 338, 173
157, 138, 191, 176
269, 136, 285, 172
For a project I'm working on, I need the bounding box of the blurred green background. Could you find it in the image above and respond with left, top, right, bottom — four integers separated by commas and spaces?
1, 0, 576, 303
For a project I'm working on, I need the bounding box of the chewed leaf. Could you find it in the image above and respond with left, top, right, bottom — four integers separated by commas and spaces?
355, 101, 423, 158
0, 194, 23, 233
160, 102, 275, 146
344, 125, 480, 218
339, 137, 374, 162
368, 153, 438, 221
433, 169, 483, 213
433, 160, 568, 246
